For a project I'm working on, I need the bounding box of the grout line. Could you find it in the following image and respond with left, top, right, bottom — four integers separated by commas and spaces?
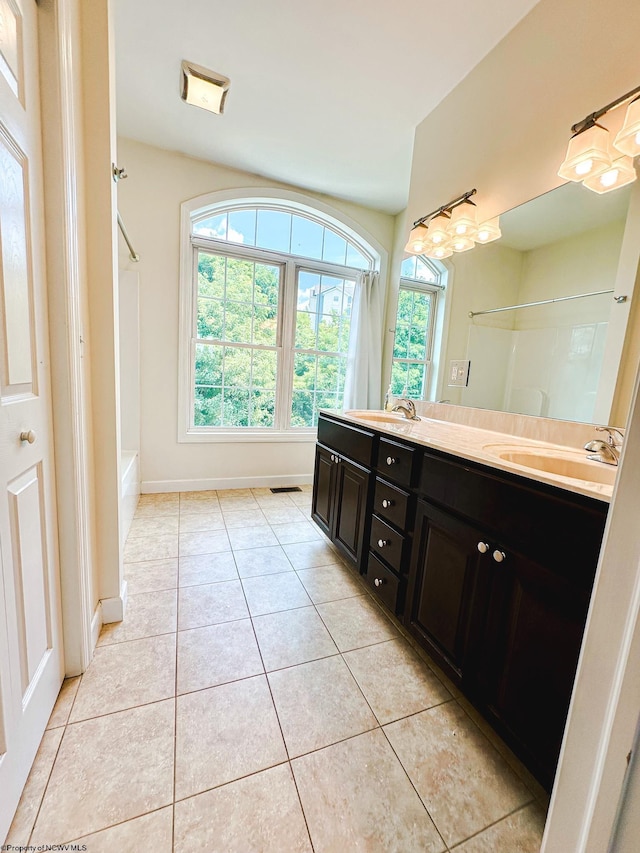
447, 799, 538, 850
238, 561, 315, 851
39, 803, 175, 849
379, 722, 451, 853
44, 496, 542, 850
25, 697, 74, 847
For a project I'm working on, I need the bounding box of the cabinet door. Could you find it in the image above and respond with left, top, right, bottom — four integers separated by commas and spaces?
405, 500, 488, 681
312, 444, 335, 537
475, 548, 590, 789
333, 457, 371, 569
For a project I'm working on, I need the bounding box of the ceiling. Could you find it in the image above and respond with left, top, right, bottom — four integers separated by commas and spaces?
113, 0, 540, 215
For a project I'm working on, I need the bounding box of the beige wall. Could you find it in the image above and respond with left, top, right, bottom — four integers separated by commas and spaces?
403, 0, 640, 425
515, 221, 624, 329
116, 137, 396, 489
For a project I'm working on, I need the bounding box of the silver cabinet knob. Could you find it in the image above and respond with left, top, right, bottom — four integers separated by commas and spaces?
386, 456, 397, 465
330, 454, 339, 463
493, 550, 507, 563
377, 539, 389, 548
20, 430, 36, 444
382, 499, 394, 509
374, 577, 385, 587
477, 542, 489, 554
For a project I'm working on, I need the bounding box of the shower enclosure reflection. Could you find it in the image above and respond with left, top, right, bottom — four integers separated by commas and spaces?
446, 182, 632, 423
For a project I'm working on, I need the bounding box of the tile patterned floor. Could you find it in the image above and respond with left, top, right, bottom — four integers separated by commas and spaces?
7, 487, 548, 852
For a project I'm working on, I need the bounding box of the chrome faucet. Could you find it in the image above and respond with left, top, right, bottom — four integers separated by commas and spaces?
584, 426, 624, 466
391, 398, 421, 421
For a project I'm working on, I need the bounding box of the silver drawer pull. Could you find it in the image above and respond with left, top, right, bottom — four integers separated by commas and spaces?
374, 577, 385, 587
493, 550, 507, 563
477, 542, 490, 554
377, 538, 390, 548
386, 456, 397, 465
382, 499, 394, 509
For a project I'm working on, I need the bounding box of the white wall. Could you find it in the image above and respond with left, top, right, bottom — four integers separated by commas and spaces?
456, 221, 624, 420
444, 242, 523, 404
116, 137, 396, 490
118, 270, 140, 454
404, 0, 640, 427
515, 221, 624, 330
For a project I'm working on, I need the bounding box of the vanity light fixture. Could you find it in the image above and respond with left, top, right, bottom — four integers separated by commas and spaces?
404, 189, 501, 257
448, 199, 478, 238
475, 217, 502, 244
427, 211, 452, 245
404, 223, 430, 254
615, 97, 640, 157
558, 83, 640, 193
181, 60, 230, 114
583, 155, 637, 194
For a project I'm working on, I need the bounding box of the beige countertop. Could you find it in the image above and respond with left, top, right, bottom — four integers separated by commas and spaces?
323, 409, 616, 503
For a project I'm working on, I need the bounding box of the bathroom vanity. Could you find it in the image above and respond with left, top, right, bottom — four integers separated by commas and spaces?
312, 409, 611, 791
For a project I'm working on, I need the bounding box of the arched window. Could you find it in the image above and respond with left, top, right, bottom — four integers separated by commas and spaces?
178, 193, 380, 440
390, 256, 445, 399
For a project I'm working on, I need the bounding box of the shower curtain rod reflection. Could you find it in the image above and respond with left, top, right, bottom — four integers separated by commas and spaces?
117, 211, 140, 262
468, 288, 621, 318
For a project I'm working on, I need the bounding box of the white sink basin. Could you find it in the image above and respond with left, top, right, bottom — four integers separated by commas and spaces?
483, 444, 617, 486
345, 409, 409, 424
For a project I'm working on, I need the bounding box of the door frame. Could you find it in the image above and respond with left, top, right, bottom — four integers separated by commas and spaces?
542, 356, 640, 849
37, 0, 101, 675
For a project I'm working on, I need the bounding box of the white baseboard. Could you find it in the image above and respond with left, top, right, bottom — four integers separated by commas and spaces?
91, 603, 103, 652
100, 580, 128, 624
141, 473, 313, 494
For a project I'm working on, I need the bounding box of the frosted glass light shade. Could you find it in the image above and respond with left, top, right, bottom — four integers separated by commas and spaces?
181, 61, 230, 114
451, 235, 475, 253
583, 156, 637, 194
614, 98, 640, 157
428, 213, 451, 244
425, 243, 453, 260
476, 217, 501, 244
404, 223, 430, 254
448, 201, 478, 238
557, 124, 612, 182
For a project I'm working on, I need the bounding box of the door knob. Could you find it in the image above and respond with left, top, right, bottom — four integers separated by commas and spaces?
374, 577, 385, 587
493, 550, 507, 563
477, 542, 489, 554
20, 430, 36, 444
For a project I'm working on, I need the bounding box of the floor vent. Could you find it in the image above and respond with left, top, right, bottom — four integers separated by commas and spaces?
270, 486, 302, 493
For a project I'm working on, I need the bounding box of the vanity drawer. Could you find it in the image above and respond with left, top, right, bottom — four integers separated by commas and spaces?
317, 414, 375, 468
365, 552, 401, 614
374, 477, 410, 531
377, 438, 416, 487
370, 514, 406, 573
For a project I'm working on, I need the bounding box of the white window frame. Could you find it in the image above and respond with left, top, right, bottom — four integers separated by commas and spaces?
178, 189, 385, 443
390, 275, 443, 401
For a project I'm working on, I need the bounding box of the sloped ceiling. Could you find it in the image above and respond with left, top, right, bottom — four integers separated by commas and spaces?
114, 0, 540, 213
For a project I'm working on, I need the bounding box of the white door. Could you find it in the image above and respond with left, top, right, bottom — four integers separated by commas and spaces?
0, 0, 64, 840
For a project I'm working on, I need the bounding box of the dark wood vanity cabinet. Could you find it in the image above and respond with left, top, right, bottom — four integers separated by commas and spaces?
405, 449, 608, 790
311, 412, 609, 790
312, 416, 376, 570
406, 500, 488, 680
473, 543, 593, 789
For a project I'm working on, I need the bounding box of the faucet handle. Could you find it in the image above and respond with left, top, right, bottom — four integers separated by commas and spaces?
596, 426, 624, 446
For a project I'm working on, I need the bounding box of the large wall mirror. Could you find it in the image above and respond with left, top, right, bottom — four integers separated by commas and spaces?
439, 181, 636, 425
